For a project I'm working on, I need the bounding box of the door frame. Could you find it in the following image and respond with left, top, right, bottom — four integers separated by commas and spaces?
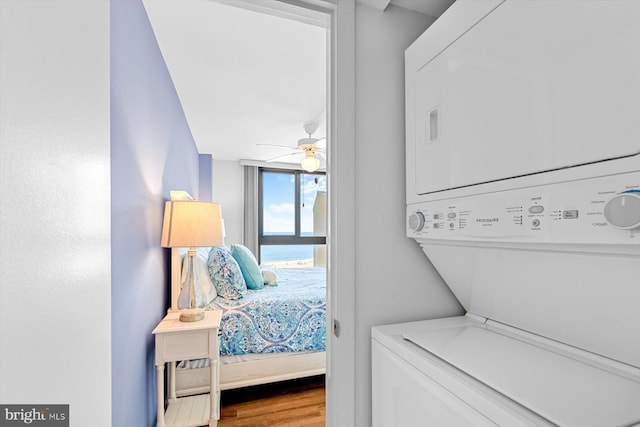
213, 1, 356, 425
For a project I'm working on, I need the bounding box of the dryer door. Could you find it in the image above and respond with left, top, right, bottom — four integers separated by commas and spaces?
408, 0, 640, 196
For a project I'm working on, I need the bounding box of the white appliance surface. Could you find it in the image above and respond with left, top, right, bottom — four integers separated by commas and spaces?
372, 337, 499, 427
373, 316, 640, 427
375, 1, 640, 426
373, 317, 554, 427
408, 171, 640, 368
403, 322, 640, 427
406, 0, 640, 199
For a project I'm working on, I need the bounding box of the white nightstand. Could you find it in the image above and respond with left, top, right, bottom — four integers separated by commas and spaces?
153, 310, 222, 427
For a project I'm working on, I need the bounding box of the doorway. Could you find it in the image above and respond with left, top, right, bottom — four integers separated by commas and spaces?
143, 0, 356, 425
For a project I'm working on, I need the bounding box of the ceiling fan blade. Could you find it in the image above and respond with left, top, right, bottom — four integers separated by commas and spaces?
316, 151, 326, 160
265, 151, 301, 162
315, 137, 327, 148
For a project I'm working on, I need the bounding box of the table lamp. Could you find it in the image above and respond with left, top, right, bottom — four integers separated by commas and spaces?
161, 200, 223, 322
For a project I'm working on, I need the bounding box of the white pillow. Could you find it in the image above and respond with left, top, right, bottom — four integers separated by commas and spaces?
181, 249, 217, 307
261, 267, 278, 286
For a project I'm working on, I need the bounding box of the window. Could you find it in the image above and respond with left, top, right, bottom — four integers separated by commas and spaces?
258, 168, 327, 267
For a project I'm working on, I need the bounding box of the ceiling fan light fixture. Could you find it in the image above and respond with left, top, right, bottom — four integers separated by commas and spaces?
301, 152, 321, 172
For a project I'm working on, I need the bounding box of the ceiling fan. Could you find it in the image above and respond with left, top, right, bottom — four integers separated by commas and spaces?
259, 122, 326, 172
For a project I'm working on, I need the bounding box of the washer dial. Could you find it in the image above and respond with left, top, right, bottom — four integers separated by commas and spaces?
603, 191, 640, 230
408, 212, 426, 232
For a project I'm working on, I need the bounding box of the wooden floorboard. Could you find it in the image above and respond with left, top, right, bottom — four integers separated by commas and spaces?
218, 375, 325, 427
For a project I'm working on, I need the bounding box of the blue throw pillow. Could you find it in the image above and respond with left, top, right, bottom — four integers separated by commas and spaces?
207, 247, 247, 300
231, 244, 264, 290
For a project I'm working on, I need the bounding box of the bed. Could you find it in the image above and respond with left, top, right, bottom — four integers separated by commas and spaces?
168, 247, 327, 396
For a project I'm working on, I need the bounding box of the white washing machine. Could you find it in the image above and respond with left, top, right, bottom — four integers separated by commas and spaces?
372, 1, 640, 426
373, 168, 640, 426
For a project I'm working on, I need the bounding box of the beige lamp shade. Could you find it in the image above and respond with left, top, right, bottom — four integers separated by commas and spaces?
161, 201, 224, 248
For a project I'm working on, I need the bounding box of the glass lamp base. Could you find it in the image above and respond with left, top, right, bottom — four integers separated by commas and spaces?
179, 308, 205, 322
177, 249, 204, 322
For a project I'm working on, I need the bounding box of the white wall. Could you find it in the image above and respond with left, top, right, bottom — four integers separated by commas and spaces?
212, 159, 244, 246
0, 1, 111, 425
353, 4, 464, 426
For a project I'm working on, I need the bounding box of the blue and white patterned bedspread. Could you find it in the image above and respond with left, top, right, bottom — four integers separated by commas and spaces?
206, 267, 326, 356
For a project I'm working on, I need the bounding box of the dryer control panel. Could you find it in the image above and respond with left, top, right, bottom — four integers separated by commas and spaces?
407, 172, 640, 243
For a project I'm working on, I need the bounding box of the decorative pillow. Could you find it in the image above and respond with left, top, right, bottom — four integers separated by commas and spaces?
180, 249, 217, 307
261, 268, 278, 287
207, 246, 247, 300
230, 244, 264, 290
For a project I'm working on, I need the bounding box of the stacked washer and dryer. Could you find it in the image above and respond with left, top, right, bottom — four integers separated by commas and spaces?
372, 1, 640, 426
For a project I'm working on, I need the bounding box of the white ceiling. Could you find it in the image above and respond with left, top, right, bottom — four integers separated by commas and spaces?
143, 0, 327, 163
144, 0, 454, 163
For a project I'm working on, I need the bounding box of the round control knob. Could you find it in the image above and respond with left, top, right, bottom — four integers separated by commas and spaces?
603, 191, 640, 230
408, 212, 426, 232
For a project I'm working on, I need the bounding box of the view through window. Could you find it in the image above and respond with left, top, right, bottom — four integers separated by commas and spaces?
259, 169, 327, 268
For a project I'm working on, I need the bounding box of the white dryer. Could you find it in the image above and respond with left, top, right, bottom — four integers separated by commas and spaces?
372, 1, 640, 426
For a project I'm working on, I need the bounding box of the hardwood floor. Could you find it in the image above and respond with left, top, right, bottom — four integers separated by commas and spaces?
218, 375, 326, 427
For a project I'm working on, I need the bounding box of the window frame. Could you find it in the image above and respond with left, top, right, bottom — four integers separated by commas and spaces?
257, 167, 327, 261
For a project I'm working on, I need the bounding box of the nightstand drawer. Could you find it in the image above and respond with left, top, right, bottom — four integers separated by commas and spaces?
157, 330, 212, 362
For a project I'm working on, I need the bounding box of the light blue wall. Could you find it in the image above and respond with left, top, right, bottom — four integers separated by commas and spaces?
111, 1, 202, 425
199, 154, 213, 202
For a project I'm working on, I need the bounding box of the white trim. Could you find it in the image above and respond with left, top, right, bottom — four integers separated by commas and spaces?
239, 158, 326, 172
222, 2, 356, 425
326, 1, 356, 426
236, 1, 356, 425
211, 0, 331, 27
